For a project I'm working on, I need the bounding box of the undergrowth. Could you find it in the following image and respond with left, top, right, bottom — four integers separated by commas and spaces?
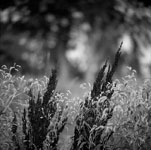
0, 46, 151, 150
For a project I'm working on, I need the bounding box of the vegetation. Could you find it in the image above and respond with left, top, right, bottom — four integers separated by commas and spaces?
0, 0, 151, 78
70, 43, 122, 150
0, 46, 151, 150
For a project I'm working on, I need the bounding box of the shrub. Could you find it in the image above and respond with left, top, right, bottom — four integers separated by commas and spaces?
0, 64, 28, 149
21, 69, 68, 150
0, 66, 68, 150
108, 68, 151, 150
70, 44, 122, 150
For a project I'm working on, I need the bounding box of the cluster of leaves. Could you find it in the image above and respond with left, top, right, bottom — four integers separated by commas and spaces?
107, 68, 151, 150
70, 45, 122, 150
0, 64, 29, 149
0, 65, 69, 150
11, 70, 68, 150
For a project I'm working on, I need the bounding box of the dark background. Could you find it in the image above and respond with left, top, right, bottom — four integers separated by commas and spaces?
0, 0, 151, 91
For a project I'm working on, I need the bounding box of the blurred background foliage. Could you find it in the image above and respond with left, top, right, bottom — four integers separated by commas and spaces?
0, 0, 151, 90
